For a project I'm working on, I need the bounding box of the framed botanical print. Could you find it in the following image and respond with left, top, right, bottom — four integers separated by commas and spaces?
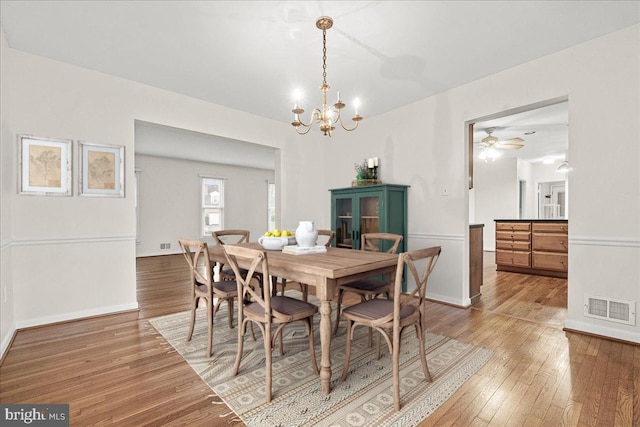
79, 142, 125, 197
18, 135, 73, 196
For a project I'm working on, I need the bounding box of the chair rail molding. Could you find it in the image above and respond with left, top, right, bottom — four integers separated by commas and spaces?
569, 236, 640, 248
409, 232, 465, 241
10, 235, 137, 247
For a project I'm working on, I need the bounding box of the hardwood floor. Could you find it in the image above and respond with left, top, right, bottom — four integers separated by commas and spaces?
1, 252, 638, 426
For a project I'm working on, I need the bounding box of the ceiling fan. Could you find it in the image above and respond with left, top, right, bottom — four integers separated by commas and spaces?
475, 128, 525, 161
477, 127, 525, 149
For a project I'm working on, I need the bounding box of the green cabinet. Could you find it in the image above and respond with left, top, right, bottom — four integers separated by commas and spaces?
330, 184, 409, 252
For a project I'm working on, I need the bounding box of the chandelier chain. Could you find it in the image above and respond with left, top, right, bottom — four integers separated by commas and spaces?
322, 30, 327, 86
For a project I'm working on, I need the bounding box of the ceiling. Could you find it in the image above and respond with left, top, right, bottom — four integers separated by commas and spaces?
1, 1, 638, 163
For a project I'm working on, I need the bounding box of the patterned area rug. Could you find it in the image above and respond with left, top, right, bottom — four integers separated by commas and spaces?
149, 293, 492, 426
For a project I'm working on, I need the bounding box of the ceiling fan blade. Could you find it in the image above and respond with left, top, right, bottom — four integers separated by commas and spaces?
501, 137, 524, 144
498, 143, 525, 150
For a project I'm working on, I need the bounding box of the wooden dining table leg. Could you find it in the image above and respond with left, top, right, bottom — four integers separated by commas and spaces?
316, 278, 335, 394
319, 299, 332, 394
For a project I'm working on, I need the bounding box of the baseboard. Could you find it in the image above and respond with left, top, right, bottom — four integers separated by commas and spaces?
425, 291, 469, 309
0, 324, 18, 364
14, 302, 139, 330
563, 320, 640, 345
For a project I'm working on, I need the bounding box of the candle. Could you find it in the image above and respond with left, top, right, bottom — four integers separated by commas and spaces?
368, 158, 374, 168
373, 157, 379, 167
337, 91, 340, 102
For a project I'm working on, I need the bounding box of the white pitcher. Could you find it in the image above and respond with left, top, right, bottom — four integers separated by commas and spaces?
295, 220, 318, 248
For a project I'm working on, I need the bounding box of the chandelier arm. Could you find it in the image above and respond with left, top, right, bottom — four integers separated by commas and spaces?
295, 125, 313, 135
337, 116, 360, 132
294, 108, 323, 128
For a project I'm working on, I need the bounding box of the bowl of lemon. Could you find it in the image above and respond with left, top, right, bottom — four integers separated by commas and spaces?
258, 228, 296, 250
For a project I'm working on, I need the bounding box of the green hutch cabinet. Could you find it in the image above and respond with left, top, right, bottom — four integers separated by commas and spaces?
329, 184, 409, 253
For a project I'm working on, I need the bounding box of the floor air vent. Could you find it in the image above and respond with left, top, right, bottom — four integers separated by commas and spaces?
584, 295, 636, 326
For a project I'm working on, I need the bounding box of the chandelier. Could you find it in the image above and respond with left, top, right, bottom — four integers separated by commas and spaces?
291, 16, 363, 137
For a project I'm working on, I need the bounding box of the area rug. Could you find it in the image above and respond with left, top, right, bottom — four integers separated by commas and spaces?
149, 293, 493, 426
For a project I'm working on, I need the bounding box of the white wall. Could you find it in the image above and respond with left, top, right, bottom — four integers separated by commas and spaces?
2, 24, 639, 358
135, 155, 274, 257
475, 158, 519, 251
0, 30, 15, 356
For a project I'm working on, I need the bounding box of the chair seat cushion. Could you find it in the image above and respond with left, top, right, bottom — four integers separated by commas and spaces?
195, 280, 237, 297
340, 278, 390, 293
246, 296, 318, 321
342, 299, 415, 322
213, 280, 238, 295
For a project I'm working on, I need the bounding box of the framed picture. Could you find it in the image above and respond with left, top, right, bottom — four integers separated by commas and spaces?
79, 142, 125, 197
18, 135, 73, 196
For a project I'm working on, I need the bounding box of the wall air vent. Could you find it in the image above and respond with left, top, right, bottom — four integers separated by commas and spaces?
584, 295, 636, 326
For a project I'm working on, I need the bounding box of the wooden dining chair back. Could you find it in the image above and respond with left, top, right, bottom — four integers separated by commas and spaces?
178, 239, 238, 357
223, 244, 319, 403
317, 229, 336, 248
333, 232, 403, 335
340, 245, 441, 411
212, 229, 251, 281
277, 229, 336, 301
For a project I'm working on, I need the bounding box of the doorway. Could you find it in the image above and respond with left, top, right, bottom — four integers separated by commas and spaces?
467, 98, 569, 318
538, 181, 566, 219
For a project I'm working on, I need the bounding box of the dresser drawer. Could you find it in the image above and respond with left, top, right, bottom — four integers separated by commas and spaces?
532, 222, 568, 234
532, 251, 568, 272
496, 240, 531, 251
496, 250, 530, 267
496, 222, 531, 232
533, 234, 568, 252
496, 231, 531, 242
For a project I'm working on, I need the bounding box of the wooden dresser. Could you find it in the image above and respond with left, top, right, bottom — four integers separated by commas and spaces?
494, 219, 568, 278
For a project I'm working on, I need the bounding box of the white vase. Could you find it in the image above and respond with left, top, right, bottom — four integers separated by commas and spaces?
295, 220, 318, 248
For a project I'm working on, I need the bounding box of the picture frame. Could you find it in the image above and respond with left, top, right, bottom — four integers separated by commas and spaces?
79, 141, 125, 197
18, 135, 73, 196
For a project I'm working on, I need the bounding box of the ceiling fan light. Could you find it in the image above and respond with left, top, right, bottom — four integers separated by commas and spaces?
557, 161, 572, 172
487, 146, 501, 161
478, 146, 501, 162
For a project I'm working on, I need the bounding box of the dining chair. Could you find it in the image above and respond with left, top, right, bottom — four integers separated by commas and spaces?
178, 239, 238, 357
275, 229, 336, 301
223, 244, 319, 403
340, 246, 441, 411
212, 229, 251, 282
333, 232, 403, 336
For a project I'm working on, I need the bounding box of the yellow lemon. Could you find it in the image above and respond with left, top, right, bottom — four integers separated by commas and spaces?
264, 231, 273, 237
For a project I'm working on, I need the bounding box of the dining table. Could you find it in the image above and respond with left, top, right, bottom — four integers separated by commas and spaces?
209, 242, 399, 394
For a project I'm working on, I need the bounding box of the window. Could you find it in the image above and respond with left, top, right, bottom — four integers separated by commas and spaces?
202, 177, 224, 236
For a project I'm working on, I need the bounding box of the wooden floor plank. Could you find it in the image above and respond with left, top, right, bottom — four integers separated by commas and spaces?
1, 252, 638, 426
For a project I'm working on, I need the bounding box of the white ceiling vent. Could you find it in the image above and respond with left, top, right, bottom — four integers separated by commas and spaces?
584, 295, 636, 326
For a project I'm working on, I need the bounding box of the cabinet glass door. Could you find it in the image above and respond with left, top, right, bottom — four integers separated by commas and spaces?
335, 197, 353, 248
359, 195, 380, 235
